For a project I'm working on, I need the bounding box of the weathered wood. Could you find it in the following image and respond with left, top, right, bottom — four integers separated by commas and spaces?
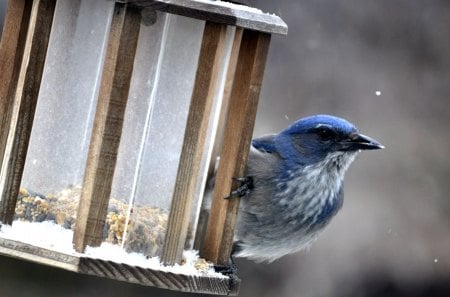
0, 0, 56, 224
78, 257, 239, 295
124, 0, 288, 35
0, 0, 32, 172
0, 237, 239, 295
201, 30, 271, 265
0, 237, 80, 271
161, 22, 227, 265
193, 27, 243, 251
73, 4, 141, 252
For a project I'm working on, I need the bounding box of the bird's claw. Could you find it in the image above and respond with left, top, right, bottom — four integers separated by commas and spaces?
225, 176, 254, 199
214, 254, 240, 293
214, 262, 238, 275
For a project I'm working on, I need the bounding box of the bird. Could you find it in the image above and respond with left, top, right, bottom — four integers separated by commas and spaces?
227, 114, 384, 263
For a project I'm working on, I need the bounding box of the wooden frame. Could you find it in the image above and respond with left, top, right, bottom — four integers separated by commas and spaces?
193, 27, 243, 251
0, 0, 32, 175
0, 0, 286, 294
0, 236, 238, 295
73, 3, 141, 253
161, 21, 227, 265
123, 0, 287, 35
0, 0, 56, 224
201, 29, 271, 265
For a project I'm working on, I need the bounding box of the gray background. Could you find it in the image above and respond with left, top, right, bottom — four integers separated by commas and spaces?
1, 0, 449, 296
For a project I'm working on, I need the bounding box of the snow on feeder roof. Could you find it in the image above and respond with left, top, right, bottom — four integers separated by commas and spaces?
0, 0, 287, 295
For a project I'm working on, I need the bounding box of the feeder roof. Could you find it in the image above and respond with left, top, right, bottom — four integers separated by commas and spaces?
122, 0, 288, 35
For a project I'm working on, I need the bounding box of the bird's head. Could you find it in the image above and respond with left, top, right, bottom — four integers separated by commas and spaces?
275, 115, 384, 167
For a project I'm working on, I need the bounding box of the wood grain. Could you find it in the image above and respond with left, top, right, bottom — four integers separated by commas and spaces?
201, 30, 271, 265
193, 27, 243, 251
78, 257, 239, 295
0, 237, 239, 295
0, 0, 56, 224
0, 0, 32, 173
161, 22, 227, 265
0, 237, 80, 271
125, 0, 288, 35
73, 4, 141, 252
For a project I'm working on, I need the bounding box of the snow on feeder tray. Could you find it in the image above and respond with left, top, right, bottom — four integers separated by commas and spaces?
0, 0, 287, 295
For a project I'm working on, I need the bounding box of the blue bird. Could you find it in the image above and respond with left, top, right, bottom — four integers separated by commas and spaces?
230, 114, 383, 262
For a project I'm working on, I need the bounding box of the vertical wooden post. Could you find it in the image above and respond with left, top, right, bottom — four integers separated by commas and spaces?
201, 30, 271, 265
161, 22, 227, 265
0, 0, 32, 170
208, 28, 243, 175
0, 0, 56, 224
193, 27, 243, 251
73, 4, 141, 252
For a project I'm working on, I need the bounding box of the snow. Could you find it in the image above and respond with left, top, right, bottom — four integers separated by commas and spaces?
0, 220, 226, 278
0, 220, 74, 253
195, 0, 264, 14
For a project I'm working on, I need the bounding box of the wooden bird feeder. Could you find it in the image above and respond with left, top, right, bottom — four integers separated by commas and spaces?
0, 0, 287, 295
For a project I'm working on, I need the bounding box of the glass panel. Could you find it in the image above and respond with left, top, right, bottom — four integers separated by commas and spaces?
108, 12, 206, 257
16, 0, 114, 233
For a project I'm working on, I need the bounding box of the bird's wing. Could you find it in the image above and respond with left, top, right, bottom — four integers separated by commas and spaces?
252, 134, 278, 154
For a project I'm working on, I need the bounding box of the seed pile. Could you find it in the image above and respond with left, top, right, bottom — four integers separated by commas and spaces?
14, 186, 168, 257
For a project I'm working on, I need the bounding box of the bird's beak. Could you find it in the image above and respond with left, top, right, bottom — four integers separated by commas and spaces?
339, 133, 384, 151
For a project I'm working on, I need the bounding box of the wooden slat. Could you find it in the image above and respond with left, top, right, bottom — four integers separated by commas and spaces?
0, 237, 239, 295
78, 258, 239, 295
125, 0, 288, 35
0, 0, 56, 224
201, 30, 271, 265
0, 0, 32, 172
193, 27, 243, 251
0, 237, 80, 271
73, 4, 141, 252
208, 28, 243, 178
161, 22, 227, 265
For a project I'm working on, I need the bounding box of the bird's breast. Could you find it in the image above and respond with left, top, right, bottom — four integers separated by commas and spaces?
273, 165, 344, 230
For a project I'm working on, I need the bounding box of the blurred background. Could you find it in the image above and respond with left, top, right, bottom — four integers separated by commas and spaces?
1, 0, 449, 296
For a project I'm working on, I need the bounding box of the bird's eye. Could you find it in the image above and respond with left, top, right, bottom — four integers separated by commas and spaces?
316, 127, 336, 141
